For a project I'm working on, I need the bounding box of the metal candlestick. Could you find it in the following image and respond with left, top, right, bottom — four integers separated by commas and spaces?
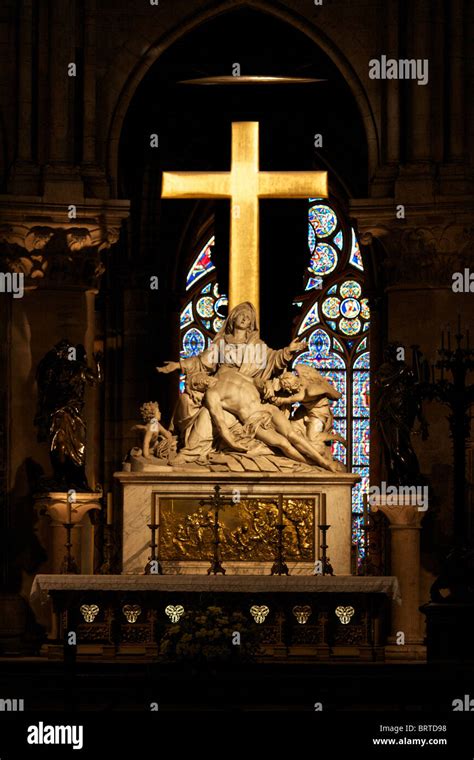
318, 523, 334, 576
99, 524, 114, 574
200, 485, 234, 575
270, 520, 289, 576
60, 522, 79, 574
145, 522, 162, 574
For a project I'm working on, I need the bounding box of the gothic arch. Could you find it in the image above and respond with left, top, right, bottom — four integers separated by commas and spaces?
106, 0, 380, 195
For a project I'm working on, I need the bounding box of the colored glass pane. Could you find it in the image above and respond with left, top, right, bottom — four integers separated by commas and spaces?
352, 418, 370, 466
340, 297, 361, 318
360, 298, 370, 320
310, 243, 338, 276
353, 371, 370, 417
340, 280, 361, 298
306, 276, 323, 291
334, 230, 344, 250
182, 327, 205, 356
308, 204, 337, 237
186, 237, 215, 290
322, 297, 341, 319
298, 302, 319, 334
354, 352, 370, 370
349, 228, 364, 271
196, 296, 214, 318
308, 223, 316, 254
180, 301, 193, 330
339, 317, 361, 335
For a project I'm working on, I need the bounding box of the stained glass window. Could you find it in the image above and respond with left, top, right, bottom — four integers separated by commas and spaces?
295, 199, 370, 567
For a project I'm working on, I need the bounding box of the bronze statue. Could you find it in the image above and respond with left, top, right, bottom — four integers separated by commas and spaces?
34, 340, 102, 491
374, 344, 428, 486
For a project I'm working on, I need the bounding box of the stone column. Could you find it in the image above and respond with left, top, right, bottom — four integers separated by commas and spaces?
0, 198, 129, 579
372, 497, 426, 660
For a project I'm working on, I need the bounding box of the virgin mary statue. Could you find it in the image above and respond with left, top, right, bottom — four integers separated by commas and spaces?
158, 301, 305, 382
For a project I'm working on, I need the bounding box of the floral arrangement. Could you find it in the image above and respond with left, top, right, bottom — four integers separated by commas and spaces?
160, 605, 261, 663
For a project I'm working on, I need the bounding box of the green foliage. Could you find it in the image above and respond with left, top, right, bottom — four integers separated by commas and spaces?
160, 605, 261, 663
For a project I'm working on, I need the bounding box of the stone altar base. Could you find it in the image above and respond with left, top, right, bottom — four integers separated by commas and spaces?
116, 470, 360, 575
30, 574, 399, 662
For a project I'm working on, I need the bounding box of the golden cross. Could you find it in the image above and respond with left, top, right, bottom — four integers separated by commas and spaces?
162, 121, 328, 318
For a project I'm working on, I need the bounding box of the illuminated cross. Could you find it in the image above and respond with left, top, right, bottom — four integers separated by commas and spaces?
162, 121, 328, 318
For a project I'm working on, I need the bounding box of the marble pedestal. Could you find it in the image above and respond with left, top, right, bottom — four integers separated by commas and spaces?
116, 470, 360, 575
34, 491, 102, 574
371, 495, 426, 661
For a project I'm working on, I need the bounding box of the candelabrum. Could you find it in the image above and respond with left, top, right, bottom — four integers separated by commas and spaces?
60, 522, 79, 574
200, 485, 234, 575
413, 320, 474, 543
318, 523, 334, 576
145, 521, 162, 575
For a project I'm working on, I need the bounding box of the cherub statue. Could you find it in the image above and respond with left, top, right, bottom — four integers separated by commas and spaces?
272, 367, 341, 440
132, 401, 173, 459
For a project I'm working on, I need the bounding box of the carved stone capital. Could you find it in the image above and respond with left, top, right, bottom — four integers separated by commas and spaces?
35, 491, 103, 527
0, 198, 129, 290
0, 223, 123, 289
371, 497, 425, 529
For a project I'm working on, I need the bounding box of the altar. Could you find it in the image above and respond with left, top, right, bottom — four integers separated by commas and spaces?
30, 574, 399, 662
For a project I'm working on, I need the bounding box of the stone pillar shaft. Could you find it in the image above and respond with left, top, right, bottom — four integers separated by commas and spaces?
48, 0, 74, 163
17, 0, 33, 162
386, 0, 400, 163
409, 0, 431, 161
448, 0, 464, 161
83, 0, 97, 165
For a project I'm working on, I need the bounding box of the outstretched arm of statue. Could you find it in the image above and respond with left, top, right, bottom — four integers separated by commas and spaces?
156, 361, 181, 374
287, 338, 307, 354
